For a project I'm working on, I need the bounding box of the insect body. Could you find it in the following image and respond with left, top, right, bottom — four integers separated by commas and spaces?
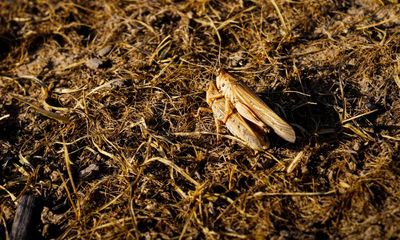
214, 69, 296, 143
206, 82, 269, 151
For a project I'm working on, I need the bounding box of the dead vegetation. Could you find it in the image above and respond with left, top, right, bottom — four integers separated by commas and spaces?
1, 0, 400, 239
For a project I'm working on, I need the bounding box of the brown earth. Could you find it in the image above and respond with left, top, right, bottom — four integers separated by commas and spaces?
1, 0, 400, 239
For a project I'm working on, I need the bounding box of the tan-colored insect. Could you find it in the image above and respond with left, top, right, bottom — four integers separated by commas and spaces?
212, 69, 296, 143
206, 82, 269, 151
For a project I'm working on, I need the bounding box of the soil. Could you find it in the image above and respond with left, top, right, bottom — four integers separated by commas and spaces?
1, 0, 400, 239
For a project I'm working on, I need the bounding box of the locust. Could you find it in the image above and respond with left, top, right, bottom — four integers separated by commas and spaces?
211, 69, 296, 143
206, 81, 269, 151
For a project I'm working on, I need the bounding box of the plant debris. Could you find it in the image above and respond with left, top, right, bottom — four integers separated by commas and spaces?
1, 1, 400, 239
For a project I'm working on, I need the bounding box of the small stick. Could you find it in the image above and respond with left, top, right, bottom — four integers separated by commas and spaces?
10, 194, 41, 240
10, 94, 70, 123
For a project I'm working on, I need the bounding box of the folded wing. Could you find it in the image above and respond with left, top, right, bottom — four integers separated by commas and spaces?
233, 82, 296, 143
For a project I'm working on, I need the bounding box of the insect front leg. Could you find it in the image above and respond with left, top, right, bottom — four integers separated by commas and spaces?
194, 107, 212, 117
222, 98, 235, 123
206, 92, 224, 105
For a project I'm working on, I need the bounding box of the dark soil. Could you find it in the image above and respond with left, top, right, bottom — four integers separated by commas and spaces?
1, 1, 400, 239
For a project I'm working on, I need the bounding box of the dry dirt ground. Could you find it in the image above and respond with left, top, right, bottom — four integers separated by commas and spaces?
1, 0, 400, 239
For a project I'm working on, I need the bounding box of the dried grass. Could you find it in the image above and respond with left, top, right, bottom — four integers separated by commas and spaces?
1, 0, 400, 239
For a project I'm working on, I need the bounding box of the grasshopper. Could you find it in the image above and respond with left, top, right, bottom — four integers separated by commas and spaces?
211, 69, 296, 143
206, 82, 269, 151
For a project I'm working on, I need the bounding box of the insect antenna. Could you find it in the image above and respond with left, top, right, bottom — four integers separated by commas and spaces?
216, 40, 222, 72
